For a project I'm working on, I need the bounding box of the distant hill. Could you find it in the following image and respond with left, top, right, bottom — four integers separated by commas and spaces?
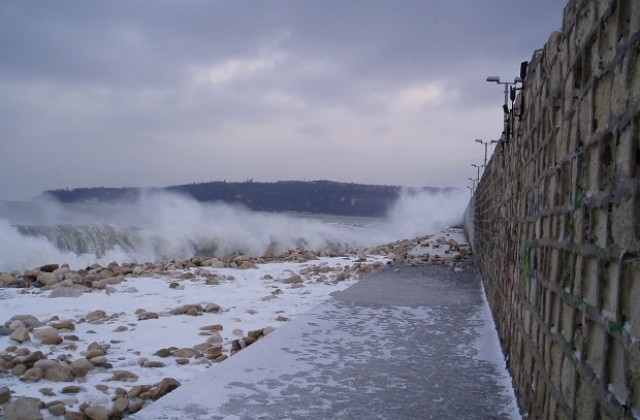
40, 180, 449, 217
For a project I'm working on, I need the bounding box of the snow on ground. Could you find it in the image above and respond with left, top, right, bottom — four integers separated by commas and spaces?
0, 254, 388, 418
407, 227, 468, 259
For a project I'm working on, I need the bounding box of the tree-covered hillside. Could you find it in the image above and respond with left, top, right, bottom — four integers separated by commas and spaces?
41, 180, 447, 217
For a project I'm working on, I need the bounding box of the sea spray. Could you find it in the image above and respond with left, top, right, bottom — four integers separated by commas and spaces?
385, 188, 469, 239
0, 189, 468, 272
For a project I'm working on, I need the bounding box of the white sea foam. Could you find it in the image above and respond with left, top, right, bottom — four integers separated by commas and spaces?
0, 188, 468, 272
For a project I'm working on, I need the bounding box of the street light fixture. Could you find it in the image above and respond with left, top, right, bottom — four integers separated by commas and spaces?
470, 164, 481, 182
486, 76, 522, 133
475, 138, 499, 167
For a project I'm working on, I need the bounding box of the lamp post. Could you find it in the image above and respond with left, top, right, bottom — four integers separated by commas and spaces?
471, 164, 481, 183
467, 186, 474, 198
486, 76, 521, 133
475, 138, 499, 167
468, 177, 476, 190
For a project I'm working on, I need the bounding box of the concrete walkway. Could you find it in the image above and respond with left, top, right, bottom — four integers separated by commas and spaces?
136, 263, 520, 419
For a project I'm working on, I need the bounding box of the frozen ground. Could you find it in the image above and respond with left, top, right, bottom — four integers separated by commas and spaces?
0, 228, 520, 419
140, 231, 521, 419
0, 254, 388, 418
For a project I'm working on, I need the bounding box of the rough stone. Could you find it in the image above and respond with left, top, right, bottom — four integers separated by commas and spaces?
112, 397, 129, 413
0, 386, 12, 403
281, 274, 303, 284
38, 388, 56, 397
0, 273, 18, 286
11, 364, 27, 376
154, 348, 172, 358
42, 362, 74, 382
38, 263, 59, 273
204, 303, 221, 313
205, 346, 223, 358
171, 348, 198, 358
170, 304, 203, 316
84, 348, 105, 359
127, 398, 145, 413
89, 355, 108, 366
85, 310, 107, 322
151, 377, 181, 400
137, 310, 159, 320
50, 319, 75, 331
94, 384, 109, 393
2, 396, 44, 420
61, 385, 83, 394
23, 367, 44, 382
143, 360, 166, 368
37, 271, 60, 286
9, 327, 30, 344
33, 327, 63, 345
70, 358, 94, 377
199, 324, 224, 331
47, 402, 66, 416
84, 405, 109, 420
108, 370, 139, 382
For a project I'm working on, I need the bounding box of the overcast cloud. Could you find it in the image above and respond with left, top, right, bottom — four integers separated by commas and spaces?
0, 1, 565, 200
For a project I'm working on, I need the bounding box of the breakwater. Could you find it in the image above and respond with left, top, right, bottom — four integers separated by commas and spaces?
468, 0, 639, 418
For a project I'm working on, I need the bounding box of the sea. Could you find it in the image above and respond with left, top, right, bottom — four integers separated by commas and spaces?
0, 189, 469, 273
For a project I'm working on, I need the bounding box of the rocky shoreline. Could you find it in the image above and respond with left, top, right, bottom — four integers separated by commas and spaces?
0, 231, 471, 419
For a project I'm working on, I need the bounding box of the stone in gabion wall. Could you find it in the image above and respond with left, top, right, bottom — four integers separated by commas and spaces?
472, 0, 640, 418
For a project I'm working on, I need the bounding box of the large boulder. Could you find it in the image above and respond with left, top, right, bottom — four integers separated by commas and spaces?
38, 264, 59, 273
0, 273, 18, 286
9, 327, 30, 344
0, 386, 12, 403
2, 396, 44, 420
280, 273, 303, 284
37, 272, 60, 286
7, 314, 43, 329
33, 327, 63, 345
34, 360, 74, 382
151, 377, 181, 400
23, 367, 44, 382
84, 405, 109, 420
13, 350, 45, 367
50, 319, 75, 331
69, 358, 94, 377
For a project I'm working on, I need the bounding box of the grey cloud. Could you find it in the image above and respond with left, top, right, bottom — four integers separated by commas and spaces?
0, 0, 567, 200
297, 124, 331, 140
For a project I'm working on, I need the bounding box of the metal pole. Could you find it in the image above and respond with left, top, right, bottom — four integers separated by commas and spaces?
503, 83, 510, 133
483, 143, 489, 167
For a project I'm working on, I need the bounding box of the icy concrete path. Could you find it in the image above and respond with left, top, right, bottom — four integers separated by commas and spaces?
137, 263, 520, 419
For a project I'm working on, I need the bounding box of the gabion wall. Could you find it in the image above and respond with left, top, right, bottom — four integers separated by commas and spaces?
472, 0, 639, 418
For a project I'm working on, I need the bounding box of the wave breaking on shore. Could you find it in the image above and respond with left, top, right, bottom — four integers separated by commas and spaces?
0, 189, 468, 272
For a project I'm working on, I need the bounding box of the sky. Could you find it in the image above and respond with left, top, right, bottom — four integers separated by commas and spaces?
0, 1, 566, 201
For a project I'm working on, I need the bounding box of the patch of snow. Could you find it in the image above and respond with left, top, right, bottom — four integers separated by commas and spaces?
0, 255, 387, 416
475, 281, 521, 419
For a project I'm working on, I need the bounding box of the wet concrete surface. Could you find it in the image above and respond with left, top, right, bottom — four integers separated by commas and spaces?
136, 263, 520, 420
